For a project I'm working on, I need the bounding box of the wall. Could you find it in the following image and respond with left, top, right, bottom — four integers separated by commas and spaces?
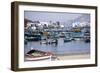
0, 0, 99, 73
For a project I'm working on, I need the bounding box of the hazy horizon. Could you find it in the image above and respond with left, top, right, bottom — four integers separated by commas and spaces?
24, 11, 90, 27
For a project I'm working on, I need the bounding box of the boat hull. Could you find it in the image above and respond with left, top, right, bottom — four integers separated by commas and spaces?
25, 49, 55, 61
25, 55, 52, 61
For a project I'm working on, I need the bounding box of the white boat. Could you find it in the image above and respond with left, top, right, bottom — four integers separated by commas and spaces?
25, 49, 57, 61
40, 39, 58, 44
25, 55, 52, 61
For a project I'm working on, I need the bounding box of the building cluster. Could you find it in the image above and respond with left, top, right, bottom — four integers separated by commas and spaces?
72, 21, 90, 28
24, 19, 64, 31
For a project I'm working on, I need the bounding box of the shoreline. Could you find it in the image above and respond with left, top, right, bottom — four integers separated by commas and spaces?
55, 53, 90, 60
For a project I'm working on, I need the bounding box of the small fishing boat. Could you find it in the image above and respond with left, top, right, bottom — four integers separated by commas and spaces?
64, 37, 72, 42
85, 38, 90, 43
24, 39, 28, 44
40, 39, 58, 44
26, 36, 41, 41
40, 40, 47, 44
84, 30, 90, 43
25, 49, 56, 61
84, 37, 90, 43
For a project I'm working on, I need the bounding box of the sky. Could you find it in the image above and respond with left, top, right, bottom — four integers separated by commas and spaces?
24, 11, 90, 27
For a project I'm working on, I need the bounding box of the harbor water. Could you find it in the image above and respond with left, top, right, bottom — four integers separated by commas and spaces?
24, 38, 90, 55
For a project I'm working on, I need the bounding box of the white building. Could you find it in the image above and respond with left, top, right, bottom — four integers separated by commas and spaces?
72, 22, 90, 27
26, 20, 65, 30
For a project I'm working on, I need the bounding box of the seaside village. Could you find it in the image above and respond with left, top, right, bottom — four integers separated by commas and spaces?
24, 18, 90, 61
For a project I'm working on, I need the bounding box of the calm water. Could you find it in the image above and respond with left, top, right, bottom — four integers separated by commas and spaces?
24, 38, 90, 55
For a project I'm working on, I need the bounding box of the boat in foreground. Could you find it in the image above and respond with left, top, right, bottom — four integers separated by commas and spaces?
25, 49, 57, 61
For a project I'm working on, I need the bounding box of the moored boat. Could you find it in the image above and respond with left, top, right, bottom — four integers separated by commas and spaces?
84, 38, 90, 43
40, 39, 58, 44
64, 37, 72, 42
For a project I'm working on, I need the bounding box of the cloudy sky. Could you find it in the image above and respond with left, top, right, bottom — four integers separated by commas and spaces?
24, 11, 90, 27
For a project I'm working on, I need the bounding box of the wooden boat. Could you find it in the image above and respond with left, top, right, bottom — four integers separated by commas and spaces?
25, 49, 55, 61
